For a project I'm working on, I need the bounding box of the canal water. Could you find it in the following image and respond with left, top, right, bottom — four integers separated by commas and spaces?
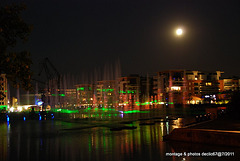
0, 108, 240, 161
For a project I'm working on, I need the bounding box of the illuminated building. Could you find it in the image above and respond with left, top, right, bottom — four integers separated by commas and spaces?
96, 80, 119, 108
139, 75, 155, 107
40, 87, 77, 109
154, 70, 224, 104
11, 97, 18, 108
74, 70, 240, 107
119, 75, 140, 109
76, 84, 94, 108
75, 75, 155, 109
0, 74, 8, 111
217, 77, 240, 104
60, 88, 77, 107
222, 78, 240, 91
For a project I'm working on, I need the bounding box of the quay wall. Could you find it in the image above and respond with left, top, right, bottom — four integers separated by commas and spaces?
163, 128, 240, 147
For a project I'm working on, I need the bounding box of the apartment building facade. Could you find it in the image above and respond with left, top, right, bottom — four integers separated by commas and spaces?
154, 70, 224, 104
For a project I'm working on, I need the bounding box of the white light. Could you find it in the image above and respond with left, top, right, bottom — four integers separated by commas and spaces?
17, 106, 23, 112
176, 28, 183, 35
171, 86, 181, 91
37, 101, 43, 106
10, 107, 14, 112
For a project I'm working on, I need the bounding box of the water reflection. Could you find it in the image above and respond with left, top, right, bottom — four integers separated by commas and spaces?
0, 120, 177, 161
0, 119, 239, 161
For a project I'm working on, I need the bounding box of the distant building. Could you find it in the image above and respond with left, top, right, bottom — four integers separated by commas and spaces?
60, 88, 77, 107
154, 70, 224, 104
73, 70, 240, 107
76, 84, 94, 107
217, 77, 240, 104
96, 80, 118, 108
41, 87, 77, 109
119, 75, 140, 109
222, 78, 240, 91
0, 74, 8, 111
75, 75, 156, 109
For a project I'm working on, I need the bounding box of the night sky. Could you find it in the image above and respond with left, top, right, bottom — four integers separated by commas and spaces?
4, 0, 240, 77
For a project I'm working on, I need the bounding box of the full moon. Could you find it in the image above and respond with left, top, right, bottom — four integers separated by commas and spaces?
176, 28, 183, 35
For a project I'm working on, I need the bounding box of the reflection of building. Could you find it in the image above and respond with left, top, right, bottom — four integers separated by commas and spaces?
154, 70, 224, 104
0, 74, 8, 110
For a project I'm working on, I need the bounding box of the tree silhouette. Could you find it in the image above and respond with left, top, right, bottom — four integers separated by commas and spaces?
0, 3, 33, 97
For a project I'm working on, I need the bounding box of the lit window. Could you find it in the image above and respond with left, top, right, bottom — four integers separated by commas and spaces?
206, 82, 212, 86
171, 86, 181, 91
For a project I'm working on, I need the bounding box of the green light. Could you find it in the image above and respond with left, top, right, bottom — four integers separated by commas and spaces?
88, 136, 92, 152
127, 90, 136, 94
123, 110, 149, 114
154, 100, 157, 103
89, 87, 92, 90
135, 101, 140, 106
119, 90, 126, 93
0, 105, 7, 110
51, 109, 79, 114
77, 87, 85, 91
52, 94, 65, 97
141, 102, 150, 105
4, 90, 7, 93
97, 88, 114, 92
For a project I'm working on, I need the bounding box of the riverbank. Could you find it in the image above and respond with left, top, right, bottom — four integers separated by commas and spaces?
163, 117, 240, 147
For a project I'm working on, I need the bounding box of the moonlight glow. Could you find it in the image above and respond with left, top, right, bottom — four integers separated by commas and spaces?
176, 28, 183, 35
